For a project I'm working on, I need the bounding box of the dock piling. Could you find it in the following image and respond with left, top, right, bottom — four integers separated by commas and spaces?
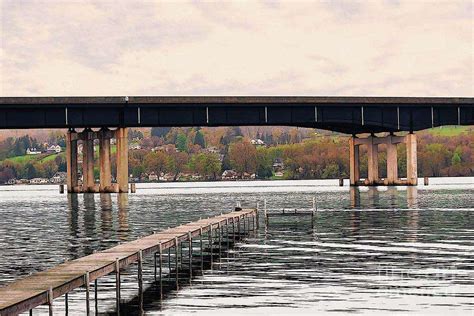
200, 227, 204, 273
48, 286, 53, 316
188, 232, 192, 279
94, 279, 98, 314
175, 237, 179, 290
138, 250, 143, 299
115, 258, 120, 315
65, 292, 68, 315
85, 271, 90, 315
159, 243, 163, 299
209, 225, 214, 268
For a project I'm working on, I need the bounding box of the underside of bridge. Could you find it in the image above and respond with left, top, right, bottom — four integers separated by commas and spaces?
0, 96, 472, 191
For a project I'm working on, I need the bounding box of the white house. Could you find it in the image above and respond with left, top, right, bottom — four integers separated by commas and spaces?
148, 172, 159, 181
30, 178, 49, 184
26, 148, 41, 155
47, 145, 62, 153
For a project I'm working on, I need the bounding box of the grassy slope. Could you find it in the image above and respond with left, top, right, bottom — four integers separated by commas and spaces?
423, 126, 472, 137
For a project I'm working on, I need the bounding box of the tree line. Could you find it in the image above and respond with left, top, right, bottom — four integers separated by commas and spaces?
0, 127, 472, 183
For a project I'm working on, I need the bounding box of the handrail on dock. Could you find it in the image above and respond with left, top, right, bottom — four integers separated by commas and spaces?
0, 208, 258, 316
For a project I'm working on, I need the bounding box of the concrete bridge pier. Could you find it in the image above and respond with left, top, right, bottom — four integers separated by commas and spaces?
349, 133, 417, 186
66, 128, 129, 193
66, 129, 79, 193
98, 128, 114, 193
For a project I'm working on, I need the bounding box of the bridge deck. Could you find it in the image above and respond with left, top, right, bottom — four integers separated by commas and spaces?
0, 208, 257, 316
0, 96, 472, 133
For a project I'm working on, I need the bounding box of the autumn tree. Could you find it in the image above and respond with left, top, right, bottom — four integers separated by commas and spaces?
229, 140, 257, 176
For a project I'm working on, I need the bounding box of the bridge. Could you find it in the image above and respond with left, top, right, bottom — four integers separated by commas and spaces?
0, 96, 473, 191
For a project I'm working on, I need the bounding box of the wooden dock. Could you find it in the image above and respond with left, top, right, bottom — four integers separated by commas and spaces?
0, 208, 257, 316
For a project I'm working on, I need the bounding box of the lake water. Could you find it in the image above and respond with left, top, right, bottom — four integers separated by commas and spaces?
0, 178, 473, 315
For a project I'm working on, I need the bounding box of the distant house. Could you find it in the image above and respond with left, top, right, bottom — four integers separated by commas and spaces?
251, 139, 265, 146
46, 145, 62, 153
273, 158, 284, 171
26, 148, 41, 155
30, 178, 49, 184
129, 144, 141, 150
222, 170, 238, 180
274, 171, 284, 177
50, 172, 67, 184
205, 146, 221, 154
148, 172, 159, 181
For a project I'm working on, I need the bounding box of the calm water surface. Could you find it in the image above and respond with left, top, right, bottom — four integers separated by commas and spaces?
0, 178, 473, 315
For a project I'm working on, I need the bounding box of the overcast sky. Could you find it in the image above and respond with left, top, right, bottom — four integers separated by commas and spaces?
0, 0, 472, 96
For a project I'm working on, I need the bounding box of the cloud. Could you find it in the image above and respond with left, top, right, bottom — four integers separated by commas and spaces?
0, 0, 472, 97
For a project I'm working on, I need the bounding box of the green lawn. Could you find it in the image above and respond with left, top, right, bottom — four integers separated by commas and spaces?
425, 126, 472, 137
3, 152, 62, 164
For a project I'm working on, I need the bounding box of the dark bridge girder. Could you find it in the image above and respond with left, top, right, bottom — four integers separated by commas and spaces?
0, 96, 472, 133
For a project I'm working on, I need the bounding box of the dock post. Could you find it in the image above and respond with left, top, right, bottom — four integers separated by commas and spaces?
138, 250, 143, 299
424, 176, 429, 186
65, 292, 68, 315
168, 248, 171, 276
85, 272, 90, 316
115, 259, 120, 315
226, 219, 230, 250
243, 214, 246, 235
48, 286, 53, 316
256, 202, 260, 229
159, 243, 163, 300
232, 218, 236, 243
199, 227, 204, 273
264, 199, 268, 228
218, 222, 222, 259
94, 279, 98, 314
175, 237, 179, 290
154, 252, 157, 281
180, 241, 184, 266
209, 225, 213, 268
238, 216, 241, 239
188, 232, 193, 279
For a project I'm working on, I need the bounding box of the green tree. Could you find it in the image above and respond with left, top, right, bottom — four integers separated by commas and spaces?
176, 133, 188, 152
451, 152, 462, 166
194, 130, 206, 148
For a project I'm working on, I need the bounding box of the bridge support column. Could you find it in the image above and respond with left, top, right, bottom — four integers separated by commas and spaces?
66, 129, 78, 193
406, 133, 418, 186
386, 136, 398, 185
116, 128, 129, 193
82, 129, 95, 193
367, 136, 379, 185
99, 129, 113, 192
350, 133, 417, 186
349, 137, 360, 186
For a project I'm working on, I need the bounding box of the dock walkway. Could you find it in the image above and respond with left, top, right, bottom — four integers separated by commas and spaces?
0, 208, 257, 316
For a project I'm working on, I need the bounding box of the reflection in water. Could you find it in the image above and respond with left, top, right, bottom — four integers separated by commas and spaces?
407, 186, 419, 208
100, 194, 113, 248
67, 194, 79, 259
349, 187, 360, 208
350, 210, 361, 238
349, 186, 420, 210
83, 193, 96, 255
0, 180, 473, 315
117, 193, 130, 241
